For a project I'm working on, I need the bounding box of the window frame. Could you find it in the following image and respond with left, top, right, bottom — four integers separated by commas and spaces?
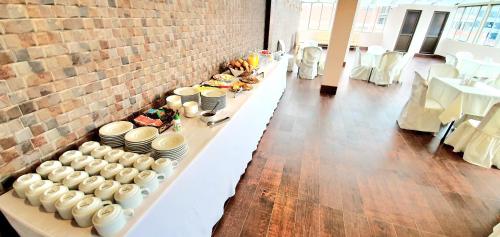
299, 1, 336, 31
448, 3, 500, 48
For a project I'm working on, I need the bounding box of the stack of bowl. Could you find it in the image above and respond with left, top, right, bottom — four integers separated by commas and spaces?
200, 89, 226, 111
174, 87, 200, 104
124, 127, 159, 154
99, 121, 134, 147
151, 133, 188, 160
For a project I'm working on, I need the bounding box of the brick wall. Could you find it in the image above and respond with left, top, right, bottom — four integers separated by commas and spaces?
0, 0, 265, 177
268, 0, 301, 52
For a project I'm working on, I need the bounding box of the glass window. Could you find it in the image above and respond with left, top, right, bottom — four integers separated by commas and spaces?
353, 5, 391, 33
455, 7, 472, 41
468, 6, 486, 43
309, 3, 322, 29
448, 7, 464, 38
299, 1, 337, 31
477, 5, 500, 47
299, 3, 312, 30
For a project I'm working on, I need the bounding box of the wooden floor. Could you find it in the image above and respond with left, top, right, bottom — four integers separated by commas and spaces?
213, 54, 500, 237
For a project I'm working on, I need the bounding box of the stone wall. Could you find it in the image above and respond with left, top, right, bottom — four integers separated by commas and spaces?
268, 0, 301, 52
0, 0, 265, 176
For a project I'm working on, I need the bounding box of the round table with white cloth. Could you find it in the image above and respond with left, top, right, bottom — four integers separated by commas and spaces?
425, 77, 500, 124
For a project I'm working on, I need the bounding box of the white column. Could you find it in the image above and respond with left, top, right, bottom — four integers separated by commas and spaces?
320, 0, 358, 93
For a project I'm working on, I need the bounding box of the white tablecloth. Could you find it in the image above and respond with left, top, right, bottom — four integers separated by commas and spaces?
457, 57, 500, 79
0, 58, 289, 237
426, 77, 500, 124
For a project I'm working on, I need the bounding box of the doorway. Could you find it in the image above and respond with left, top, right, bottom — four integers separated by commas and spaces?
420, 11, 449, 54
394, 10, 422, 52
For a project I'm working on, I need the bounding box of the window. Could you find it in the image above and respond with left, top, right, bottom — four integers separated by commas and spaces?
477, 5, 500, 47
448, 4, 500, 47
299, 1, 336, 31
353, 5, 391, 33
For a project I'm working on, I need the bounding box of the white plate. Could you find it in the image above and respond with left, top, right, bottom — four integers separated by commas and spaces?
174, 87, 198, 96
151, 134, 186, 151
201, 89, 226, 98
99, 121, 134, 137
124, 127, 158, 143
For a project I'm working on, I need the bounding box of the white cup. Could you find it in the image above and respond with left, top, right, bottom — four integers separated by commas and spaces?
55, 190, 85, 220
79, 141, 101, 155
78, 176, 106, 194
40, 185, 69, 212
36, 160, 62, 178
94, 180, 121, 201
100, 163, 124, 179
183, 101, 198, 117
134, 170, 165, 193
166, 95, 182, 111
62, 171, 89, 189
115, 168, 139, 184
114, 184, 149, 209
151, 158, 177, 177
13, 173, 42, 198
48, 166, 75, 183
133, 156, 154, 171
59, 150, 83, 165
104, 149, 125, 163
91, 145, 112, 159
25, 180, 54, 206
71, 156, 95, 171
92, 204, 134, 237
119, 152, 140, 167
85, 159, 109, 176
72, 196, 112, 227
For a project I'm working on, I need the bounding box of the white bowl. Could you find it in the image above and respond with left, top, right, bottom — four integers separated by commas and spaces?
174, 87, 198, 96
201, 89, 226, 98
124, 127, 159, 143
151, 134, 185, 151
99, 121, 134, 137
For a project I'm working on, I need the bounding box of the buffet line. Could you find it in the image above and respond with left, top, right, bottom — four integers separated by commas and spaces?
1, 51, 286, 237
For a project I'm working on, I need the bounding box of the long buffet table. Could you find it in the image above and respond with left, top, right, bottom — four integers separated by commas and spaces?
0, 57, 289, 237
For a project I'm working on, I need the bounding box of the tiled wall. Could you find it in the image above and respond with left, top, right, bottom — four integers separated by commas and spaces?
268, 0, 301, 52
0, 0, 266, 177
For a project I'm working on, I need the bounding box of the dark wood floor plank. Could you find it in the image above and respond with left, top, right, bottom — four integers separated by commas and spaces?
267, 193, 297, 237
294, 199, 320, 237
240, 187, 276, 237
319, 206, 345, 237
394, 224, 420, 237
343, 211, 372, 237
369, 218, 397, 237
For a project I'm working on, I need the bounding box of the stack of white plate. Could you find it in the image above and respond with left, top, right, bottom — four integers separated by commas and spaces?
200, 89, 226, 111
124, 127, 159, 154
99, 121, 134, 147
174, 87, 200, 104
151, 133, 188, 160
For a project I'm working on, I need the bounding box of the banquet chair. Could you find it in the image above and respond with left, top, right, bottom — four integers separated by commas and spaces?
427, 63, 459, 81
445, 54, 458, 66
455, 52, 479, 76
298, 46, 322, 80
349, 47, 371, 81
446, 103, 500, 168
476, 63, 500, 81
397, 72, 443, 133
391, 52, 414, 83
369, 51, 402, 86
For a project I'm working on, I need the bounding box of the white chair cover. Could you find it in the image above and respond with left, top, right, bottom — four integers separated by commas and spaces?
446, 103, 500, 168
397, 72, 444, 133
427, 63, 459, 81
476, 63, 500, 80
445, 54, 458, 66
349, 47, 371, 81
456, 52, 479, 76
369, 51, 402, 85
445, 119, 481, 152
487, 75, 500, 89
298, 46, 322, 80
463, 103, 500, 168
391, 52, 414, 83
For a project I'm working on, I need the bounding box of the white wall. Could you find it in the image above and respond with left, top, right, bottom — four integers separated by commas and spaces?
382, 4, 453, 54
435, 39, 500, 63
350, 31, 383, 47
